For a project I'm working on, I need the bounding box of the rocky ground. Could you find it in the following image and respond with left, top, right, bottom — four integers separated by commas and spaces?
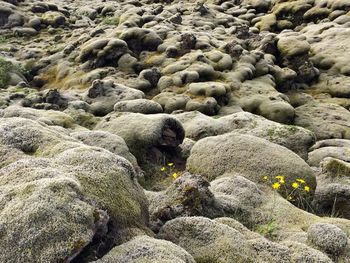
0, 0, 350, 262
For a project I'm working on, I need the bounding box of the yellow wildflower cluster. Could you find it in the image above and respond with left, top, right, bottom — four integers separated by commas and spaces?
263, 175, 313, 218
263, 175, 310, 191
160, 162, 179, 180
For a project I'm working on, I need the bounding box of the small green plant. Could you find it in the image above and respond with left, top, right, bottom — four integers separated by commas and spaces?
0, 36, 7, 44
0, 57, 13, 88
256, 218, 279, 239
267, 128, 275, 138
286, 125, 298, 134
102, 16, 120, 25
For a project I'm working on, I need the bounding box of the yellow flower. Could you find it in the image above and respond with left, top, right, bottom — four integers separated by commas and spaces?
292, 182, 299, 189
275, 175, 285, 183
272, 182, 281, 190
304, 186, 310, 192
263, 176, 268, 180
168, 163, 174, 167
172, 173, 178, 179
160, 167, 166, 172
287, 196, 294, 201
296, 179, 306, 184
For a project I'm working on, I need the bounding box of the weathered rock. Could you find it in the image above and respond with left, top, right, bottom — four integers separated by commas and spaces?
94, 235, 196, 263
158, 217, 258, 263
282, 241, 333, 263
41, 11, 66, 27
84, 80, 144, 116
70, 130, 138, 168
114, 99, 163, 114
307, 223, 348, 257
78, 38, 129, 68
187, 133, 316, 197
248, 238, 292, 263
95, 112, 185, 178
308, 147, 350, 167
175, 111, 315, 159
0, 145, 149, 262
295, 102, 350, 140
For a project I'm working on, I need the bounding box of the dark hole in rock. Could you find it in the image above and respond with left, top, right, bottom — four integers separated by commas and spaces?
71, 211, 117, 263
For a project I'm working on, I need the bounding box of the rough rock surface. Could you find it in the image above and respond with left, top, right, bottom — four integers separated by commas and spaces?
94, 235, 195, 263
187, 133, 316, 197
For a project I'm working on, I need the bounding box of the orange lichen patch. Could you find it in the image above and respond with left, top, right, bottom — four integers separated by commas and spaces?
40, 66, 90, 91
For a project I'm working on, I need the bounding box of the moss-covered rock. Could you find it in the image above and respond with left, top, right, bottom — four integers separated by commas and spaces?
113, 99, 163, 114
158, 216, 258, 263
282, 241, 333, 263
307, 223, 348, 257
94, 235, 196, 263
175, 111, 315, 159
0, 158, 98, 263
0, 57, 13, 88
2, 105, 76, 128
70, 130, 138, 168
84, 80, 145, 116
78, 38, 129, 68
308, 147, 350, 167
95, 112, 184, 163
187, 133, 316, 197
295, 102, 350, 140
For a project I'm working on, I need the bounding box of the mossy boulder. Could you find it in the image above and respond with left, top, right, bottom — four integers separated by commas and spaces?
147, 173, 223, 232
187, 134, 316, 197
41, 11, 66, 27
2, 105, 76, 128
94, 235, 195, 263
95, 112, 185, 164
175, 111, 315, 159
0, 57, 13, 88
282, 241, 333, 263
113, 99, 163, 114
0, 57, 27, 88
78, 38, 129, 68
84, 80, 145, 116
307, 223, 348, 257
70, 130, 138, 168
158, 216, 258, 263
119, 28, 163, 53
308, 147, 350, 167
0, 144, 150, 262
295, 102, 350, 140
0, 117, 76, 156
0, 158, 98, 263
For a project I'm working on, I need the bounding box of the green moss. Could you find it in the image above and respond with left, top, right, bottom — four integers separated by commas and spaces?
285, 125, 298, 134
0, 36, 6, 44
325, 159, 350, 178
20, 184, 35, 197
0, 57, 13, 88
102, 16, 120, 25
255, 218, 279, 240
267, 128, 275, 138
0, 33, 13, 44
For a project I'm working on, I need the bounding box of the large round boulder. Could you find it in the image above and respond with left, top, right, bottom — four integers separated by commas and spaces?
187, 134, 316, 196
